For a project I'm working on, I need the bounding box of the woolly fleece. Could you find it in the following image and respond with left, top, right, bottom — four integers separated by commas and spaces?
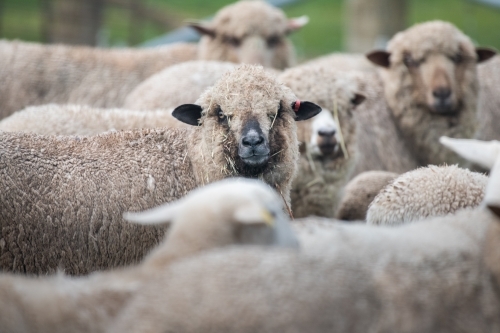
367, 165, 487, 225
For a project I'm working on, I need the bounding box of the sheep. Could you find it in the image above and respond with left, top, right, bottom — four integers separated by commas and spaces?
0, 41, 197, 120
476, 55, 500, 141
0, 64, 321, 275
355, 20, 496, 174
335, 170, 398, 221
366, 165, 487, 226
303, 52, 376, 72
108, 137, 500, 333
189, 0, 308, 70
124, 61, 237, 111
0, 178, 299, 333
0, 104, 178, 136
278, 64, 367, 217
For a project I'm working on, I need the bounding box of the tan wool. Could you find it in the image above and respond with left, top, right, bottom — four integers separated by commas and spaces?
0, 65, 301, 275
476, 55, 500, 141
336, 170, 399, 221
0, 41, 197, 120
367, 165, 487, 225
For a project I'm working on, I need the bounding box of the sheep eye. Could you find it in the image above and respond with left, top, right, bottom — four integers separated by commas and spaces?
267, 35, 281, 48
403, 53, 419, 68
216, 108, 228, 124
450, 54, 463, 64
222, 35, 241, 47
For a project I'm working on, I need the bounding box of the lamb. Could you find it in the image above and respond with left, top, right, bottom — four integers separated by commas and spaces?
0, 104, 178, 136
278, 64, 367, 217
0, 178, 299, 333
0, 41, 197, 120
0, 64, 321, 275
335, 170, 398, 221
123, 61, 237, 111
354, 20, 496, 175
189, 0, 307, 70
108, 137, 500, 333
366, 164, 487, 225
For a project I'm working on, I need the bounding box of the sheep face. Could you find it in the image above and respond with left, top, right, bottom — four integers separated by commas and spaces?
173, 65, 321, 198
190, 1, 307, 69
124, 178, 300, 256
366, 21, 496, 165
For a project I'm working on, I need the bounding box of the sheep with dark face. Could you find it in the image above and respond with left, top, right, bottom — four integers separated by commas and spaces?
0, 64, 320, 275
189, 0, 307, 70
362, 21, 496, 170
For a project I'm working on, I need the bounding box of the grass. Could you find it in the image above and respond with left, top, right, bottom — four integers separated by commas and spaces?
1, 0, 499, 60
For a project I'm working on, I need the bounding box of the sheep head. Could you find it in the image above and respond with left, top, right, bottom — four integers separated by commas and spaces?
173, 65, 321, 184
190, 1, 308, 69
124, 178, 299, 267
367, 21, 496, 117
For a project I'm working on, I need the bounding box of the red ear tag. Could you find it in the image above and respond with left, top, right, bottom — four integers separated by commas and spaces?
293, 100, 301, 112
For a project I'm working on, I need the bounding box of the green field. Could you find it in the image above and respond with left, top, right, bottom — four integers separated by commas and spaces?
2, 0, 499, 60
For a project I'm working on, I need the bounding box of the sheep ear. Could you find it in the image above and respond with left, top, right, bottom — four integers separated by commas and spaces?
172, 104, 203, 126
123, 202, 182, 225
476, 47, 496, 63
293, 101, 322, 121
366, 50, 391, 68
351, 93, 366, 108
439, 136, 500, 170
286, 15, 309, 34
234, 205, 274, 226
188, 23, 216, 38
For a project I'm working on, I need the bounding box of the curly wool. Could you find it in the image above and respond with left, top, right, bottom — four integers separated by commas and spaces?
367, 165, 487, 226
0, 40, 197, 120
336, 170, 398, 221
279, 64, 365, 217
0, 104, 177, 136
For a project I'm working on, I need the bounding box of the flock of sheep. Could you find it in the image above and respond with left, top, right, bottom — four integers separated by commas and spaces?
0, 0, 499, 331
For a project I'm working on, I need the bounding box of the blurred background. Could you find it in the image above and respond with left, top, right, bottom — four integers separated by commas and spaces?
3, 0, 500, 61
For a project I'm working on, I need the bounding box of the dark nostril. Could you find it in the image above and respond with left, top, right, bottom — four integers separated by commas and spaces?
318, 129, 336, 137
433, 88, 451, 99
242, 134, 264, 147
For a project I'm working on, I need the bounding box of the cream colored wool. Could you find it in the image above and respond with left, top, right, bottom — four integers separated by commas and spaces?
0, 104, 178, 136
374, 21, 480, 166
303, 52, 376, 72
124, 61, 236, 111
195, 0, 299, 70
109, 207, 500, 333
279, 65, 368, 217
367, 165, 487, 225
476, 55, 500, 141
0, 179, 299, 333
336, 170, 398, 221
0, 65, 302, 275
0, 40, 197, 120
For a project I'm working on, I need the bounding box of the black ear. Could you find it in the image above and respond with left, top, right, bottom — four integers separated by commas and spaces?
172, 104, 203, 126
292, 101, 322, 121
351, 93, 366, 108
188, 23, 216, 38
476, 47, 497, 63
366, 50, 391, 68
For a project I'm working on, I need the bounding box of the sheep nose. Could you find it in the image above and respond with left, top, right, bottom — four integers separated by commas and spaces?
242, 132, 265, 147
433, 87, 451, 100
318, 129, 336, 138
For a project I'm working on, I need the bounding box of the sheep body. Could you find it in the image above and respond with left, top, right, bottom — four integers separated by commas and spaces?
336, 170, 398, 221
367, 165, 487, 225
110, 208, 500, 333
0, 104, 176, 136
278, 65, 366, 217
476, 55, 500, 141
0, 40, 197, 119
0, 179, 299, 333
0, 65, 306, 275
124, 61, 236, 111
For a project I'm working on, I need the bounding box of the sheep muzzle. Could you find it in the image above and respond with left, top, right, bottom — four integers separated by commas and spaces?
238, 119, 270, 168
